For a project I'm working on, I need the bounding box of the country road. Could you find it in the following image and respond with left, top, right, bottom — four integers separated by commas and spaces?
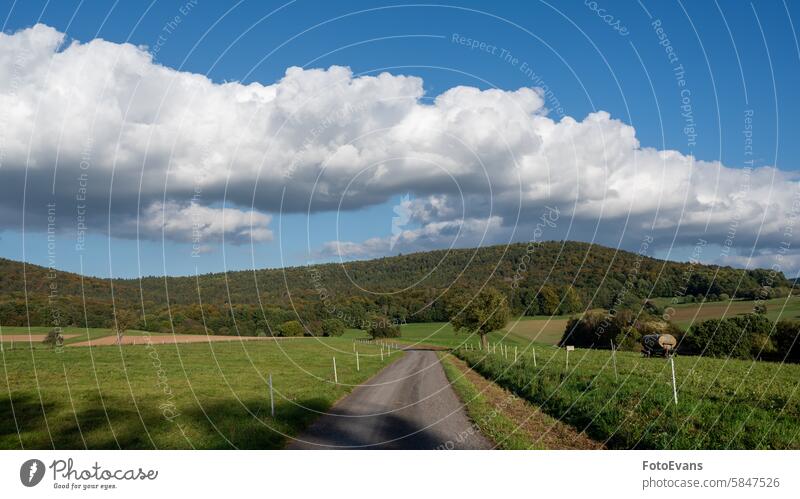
288, 349, 492, 449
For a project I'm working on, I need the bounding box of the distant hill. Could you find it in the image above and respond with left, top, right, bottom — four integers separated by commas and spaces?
0, 241, 792, 335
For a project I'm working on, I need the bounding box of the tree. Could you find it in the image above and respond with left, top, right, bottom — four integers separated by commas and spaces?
537, 286, 560, 316
366, 316, 400, 339
449, 287, 510, 350
321, 318, 346, 337
558, 286, 583, 315
113, 309, 137, 345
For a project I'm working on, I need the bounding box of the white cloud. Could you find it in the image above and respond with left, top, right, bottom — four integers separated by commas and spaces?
1, 24, 799, 268
135, 201, 273, 244
321, 216, 504, 259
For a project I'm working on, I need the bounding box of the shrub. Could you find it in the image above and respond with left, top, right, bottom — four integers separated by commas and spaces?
277, 320, 305, 337
42, 328, 63, 347
304, 320, 324, 337
683, 314, 773, 359
773, 320, 800, 362
366, 316, 400, 339
560, 309, 677, 351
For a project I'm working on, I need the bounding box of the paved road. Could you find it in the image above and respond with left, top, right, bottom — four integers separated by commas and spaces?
288, 349, 492, 449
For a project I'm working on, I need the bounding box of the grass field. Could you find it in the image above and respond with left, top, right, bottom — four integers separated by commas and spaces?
504, 316, 570, 345
457, 344, 800, 449
0, 336, 395, 449
650, 296, 800, 328
395, 322, 531, 349
0, 326, 169, 347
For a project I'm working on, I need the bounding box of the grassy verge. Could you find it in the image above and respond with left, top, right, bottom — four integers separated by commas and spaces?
456, 345, 800, 449
439, 353, 537, 449
0, 338, 396, 449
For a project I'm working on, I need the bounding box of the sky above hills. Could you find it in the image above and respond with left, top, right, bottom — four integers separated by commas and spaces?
1, 0, 799, 279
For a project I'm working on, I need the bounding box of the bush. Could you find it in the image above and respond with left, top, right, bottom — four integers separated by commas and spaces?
366, 316, 400, 339
560, 309, 678, 351
277, 320, 305, 337
321, 318, 345, 337
773, 320, 800, 362
42, 328, 63, 347
304, 320, 324, 337
683, 314, 773, 359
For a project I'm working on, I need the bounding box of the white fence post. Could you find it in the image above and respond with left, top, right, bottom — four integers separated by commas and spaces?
333, 357, 338, 384
532, 347, 536, 367
670, 356, 678, 405
268, 373, 275, 417
356, 350, 360, 372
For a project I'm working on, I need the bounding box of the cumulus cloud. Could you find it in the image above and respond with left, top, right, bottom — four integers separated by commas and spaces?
1, 24, 799, 269
322, 215, 503, 259
133, 202, 273, 244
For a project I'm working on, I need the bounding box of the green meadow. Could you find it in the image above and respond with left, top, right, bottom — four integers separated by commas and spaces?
457, 344, 800, 449
0, 337, 393, 449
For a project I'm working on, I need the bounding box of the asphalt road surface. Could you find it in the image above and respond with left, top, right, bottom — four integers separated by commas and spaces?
288, 349, 492, 449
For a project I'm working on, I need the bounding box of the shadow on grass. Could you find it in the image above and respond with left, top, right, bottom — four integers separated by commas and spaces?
0, 392, 331, 449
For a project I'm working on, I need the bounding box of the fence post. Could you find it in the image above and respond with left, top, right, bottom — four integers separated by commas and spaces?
670, 356, 678, 405
333, 357, 338, 384
611, 340, 618, 381
514, 346, 517, 363
532, 347, 536, 367
269, 373, 275, 417
356, 350, 360, 372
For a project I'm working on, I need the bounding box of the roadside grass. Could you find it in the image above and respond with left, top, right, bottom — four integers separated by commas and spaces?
439, 353, 536, 450
456, 345, 800, 449
0, 338, 394, 449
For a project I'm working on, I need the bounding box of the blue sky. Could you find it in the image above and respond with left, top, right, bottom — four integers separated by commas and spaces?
1, 0, 799, 278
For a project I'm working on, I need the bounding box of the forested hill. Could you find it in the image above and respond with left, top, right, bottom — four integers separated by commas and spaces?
0, 241, 792, 334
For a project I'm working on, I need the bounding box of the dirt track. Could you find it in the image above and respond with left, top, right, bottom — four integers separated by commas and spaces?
68, 334, 287, 347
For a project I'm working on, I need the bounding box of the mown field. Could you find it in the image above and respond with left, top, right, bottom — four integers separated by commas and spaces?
394, 322, 529, 349
0, 326, 170, 347
456, 345, 800, 449
0, 335, 394, 449
651, 296, 800, 329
